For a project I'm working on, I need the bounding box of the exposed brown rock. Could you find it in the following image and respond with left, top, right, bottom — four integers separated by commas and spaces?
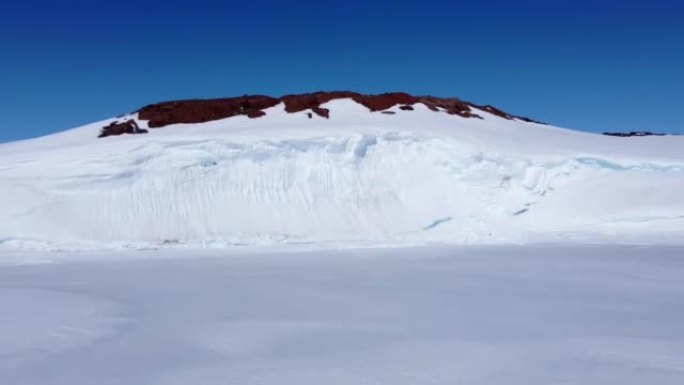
99, 119, 148, 138
311, 107, 330, 119
281, 91, 357, 113
478, 105, 514, 120
418, 96, 482, 119
353, 92, 419, 111
138, 95, 280, 128
603, 131, 669, 137
246, 110, 266, 119
131, 91, 540, 130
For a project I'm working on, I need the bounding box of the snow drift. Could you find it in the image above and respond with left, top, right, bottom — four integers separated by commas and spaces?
1, 94, 682, 250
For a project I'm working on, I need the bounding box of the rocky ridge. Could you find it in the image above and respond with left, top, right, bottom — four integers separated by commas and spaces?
139, 91, 541, 126
99, 91, 542, 137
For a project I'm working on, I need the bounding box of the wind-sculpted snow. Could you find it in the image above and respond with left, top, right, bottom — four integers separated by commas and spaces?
0, 99, 682, 250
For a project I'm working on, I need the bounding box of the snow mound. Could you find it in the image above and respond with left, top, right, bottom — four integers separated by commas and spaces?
1, 99, 683, 251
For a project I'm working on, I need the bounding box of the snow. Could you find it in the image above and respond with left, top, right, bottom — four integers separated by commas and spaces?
1, 99, 683, 250
0, 289, 120, 358
1, 245, 684, 384
2, 100, 682, 382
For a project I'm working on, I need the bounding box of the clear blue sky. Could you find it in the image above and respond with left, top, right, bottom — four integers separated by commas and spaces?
1, 0, 682, 142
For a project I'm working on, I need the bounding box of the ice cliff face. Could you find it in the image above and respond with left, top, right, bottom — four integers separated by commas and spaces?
1, 93, 682, 251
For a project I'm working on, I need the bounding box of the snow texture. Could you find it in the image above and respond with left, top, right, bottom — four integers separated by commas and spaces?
0, 100, 683, 250
1, 245, 683, 384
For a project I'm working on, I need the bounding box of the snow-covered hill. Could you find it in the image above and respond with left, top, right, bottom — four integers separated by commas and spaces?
1, 93, 682, 251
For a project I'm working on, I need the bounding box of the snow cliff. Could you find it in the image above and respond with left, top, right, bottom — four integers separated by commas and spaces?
1, 93, 682, 250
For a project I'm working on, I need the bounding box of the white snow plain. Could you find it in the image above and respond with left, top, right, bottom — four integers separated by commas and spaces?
1, 99, 683, 251
1, 245, 684, 384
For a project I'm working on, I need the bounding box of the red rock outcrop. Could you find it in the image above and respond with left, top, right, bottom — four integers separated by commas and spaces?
116, 92, 542, 133
417, 96, 481, 118
281, 91, 355, 113
353, 92, 419, 111
478, 105, 514, 120
138, 95, 280, 128
99, 119, 148, 138
246, 110, 266, 119
311, 106, 330, 119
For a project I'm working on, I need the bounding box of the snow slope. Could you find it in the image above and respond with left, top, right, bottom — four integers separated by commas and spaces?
1, 99, 683, 250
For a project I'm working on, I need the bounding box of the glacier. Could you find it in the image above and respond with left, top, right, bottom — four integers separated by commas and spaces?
0, 99, 682, 251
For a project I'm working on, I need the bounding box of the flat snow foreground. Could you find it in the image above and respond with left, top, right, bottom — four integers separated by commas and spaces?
1, 245, 684, 384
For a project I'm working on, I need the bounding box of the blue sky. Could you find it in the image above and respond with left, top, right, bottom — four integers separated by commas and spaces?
1, 0, 682, 142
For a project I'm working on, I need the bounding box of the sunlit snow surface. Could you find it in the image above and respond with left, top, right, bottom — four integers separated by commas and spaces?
1, 100, 683, 250
1, 245, 684, 384
2, 100, 683, 382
